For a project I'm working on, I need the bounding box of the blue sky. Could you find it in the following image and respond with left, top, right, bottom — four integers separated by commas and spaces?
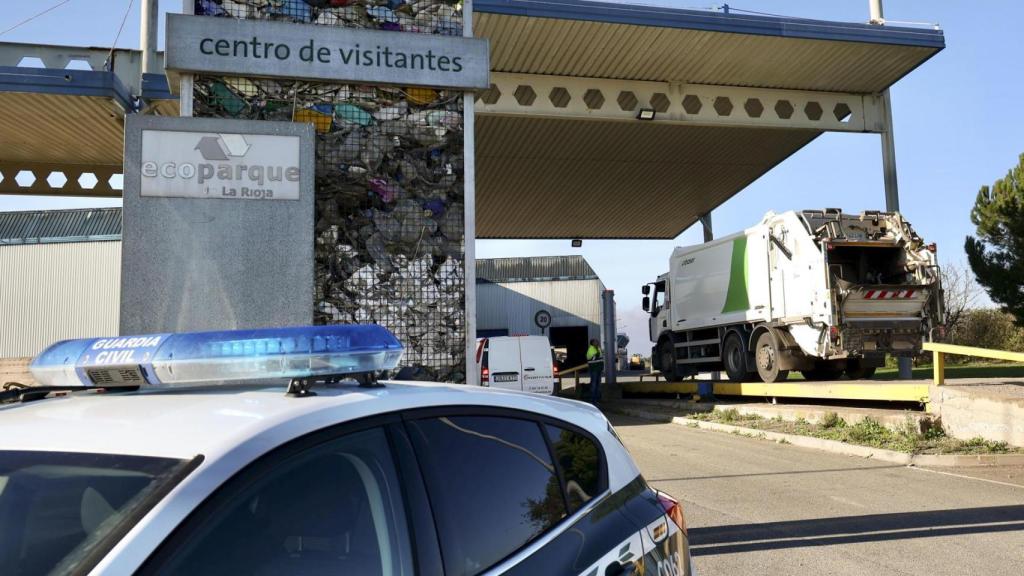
1, 1, 1020, 352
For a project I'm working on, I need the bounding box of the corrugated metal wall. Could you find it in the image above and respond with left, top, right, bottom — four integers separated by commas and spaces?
477, 279, 604, 339
0, 241, 121, 357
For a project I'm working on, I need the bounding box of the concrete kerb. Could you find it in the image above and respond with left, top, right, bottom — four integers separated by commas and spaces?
606, 403, 1024, 468
621, 397, 930, 429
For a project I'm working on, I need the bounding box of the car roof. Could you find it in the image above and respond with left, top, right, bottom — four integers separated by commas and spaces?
0, 382, 609, 462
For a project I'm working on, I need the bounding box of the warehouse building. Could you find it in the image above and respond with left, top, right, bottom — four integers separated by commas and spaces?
477, 256, 605, 368
0, 208, 121, 357
0, 211, 607, 373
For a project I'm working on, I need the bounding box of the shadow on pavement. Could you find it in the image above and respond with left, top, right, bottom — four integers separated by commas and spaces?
603, 411, 673, 426
647, 464, 905, 483
689, 505, 1024, 556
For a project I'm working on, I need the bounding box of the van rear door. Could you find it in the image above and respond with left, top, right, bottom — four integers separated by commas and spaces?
520, 336, 555, 394
487, 337, 523, 391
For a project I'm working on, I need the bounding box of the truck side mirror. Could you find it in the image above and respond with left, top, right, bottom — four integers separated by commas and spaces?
642, 296, 650, 312
641, 285, 651, 295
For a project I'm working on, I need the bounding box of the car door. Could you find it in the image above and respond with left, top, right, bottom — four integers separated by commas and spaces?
519, 336, 554, 394
136, 418, 441, 576
402, 408, 674, 576
487, 337, 523, 391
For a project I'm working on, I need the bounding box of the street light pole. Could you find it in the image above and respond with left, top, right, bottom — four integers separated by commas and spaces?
869, 0, 913, 380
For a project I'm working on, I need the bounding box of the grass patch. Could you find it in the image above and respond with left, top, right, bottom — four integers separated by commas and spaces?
785, 361, 1024, 381
687, 410, 1020, 455
873, 363, 1024, 381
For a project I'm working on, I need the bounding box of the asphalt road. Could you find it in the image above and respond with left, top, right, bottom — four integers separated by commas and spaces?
610, 414, 1024, 576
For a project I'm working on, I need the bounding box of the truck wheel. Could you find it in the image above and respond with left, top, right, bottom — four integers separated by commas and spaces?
755, 332, 789, 383
659, 340, 682, 382
723, 334, 749, 382
845, 360, 877, 380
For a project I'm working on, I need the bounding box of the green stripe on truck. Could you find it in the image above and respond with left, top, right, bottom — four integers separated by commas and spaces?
722, 237, 750, 313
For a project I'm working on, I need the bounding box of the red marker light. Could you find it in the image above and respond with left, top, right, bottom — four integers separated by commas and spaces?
657, 491, 687, 535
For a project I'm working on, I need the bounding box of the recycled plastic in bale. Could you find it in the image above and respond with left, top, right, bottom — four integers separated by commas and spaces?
192, 0, 467, 382
194, 0, 464, 36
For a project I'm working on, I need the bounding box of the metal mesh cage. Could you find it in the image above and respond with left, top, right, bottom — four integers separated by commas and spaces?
191, 1, 467, 382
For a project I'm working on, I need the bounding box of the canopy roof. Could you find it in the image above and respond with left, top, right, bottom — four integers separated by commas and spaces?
473, 0, 943, 238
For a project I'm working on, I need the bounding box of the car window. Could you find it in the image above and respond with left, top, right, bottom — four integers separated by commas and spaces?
545, 424, 603, 513
0, 451, 191, 576
406, 415, 567, 576
145, 427, 412, 576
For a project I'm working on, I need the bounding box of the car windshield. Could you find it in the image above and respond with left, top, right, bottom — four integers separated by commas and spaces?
0, 450, 193, 576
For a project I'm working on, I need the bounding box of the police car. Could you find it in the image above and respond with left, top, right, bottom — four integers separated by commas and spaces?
0, 325, 694, 576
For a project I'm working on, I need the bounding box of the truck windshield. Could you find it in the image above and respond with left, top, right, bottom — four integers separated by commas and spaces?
0, 450, 193, 575
651, 281, 666, 314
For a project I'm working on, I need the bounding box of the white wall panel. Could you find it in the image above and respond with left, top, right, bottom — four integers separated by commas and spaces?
0, 241, 121, 357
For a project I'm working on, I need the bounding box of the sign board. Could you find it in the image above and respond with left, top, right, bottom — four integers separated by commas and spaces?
141, 130, 303, 200
535, 309, 552, 330
122, 115, 315, 334
165, 13, 490, 90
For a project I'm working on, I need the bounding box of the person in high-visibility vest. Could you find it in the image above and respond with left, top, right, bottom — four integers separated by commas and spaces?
586, 339, 604, 403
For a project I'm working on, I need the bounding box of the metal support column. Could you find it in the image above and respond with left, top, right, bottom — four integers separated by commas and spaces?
880, 90, 900, 213
602, 290, 618, 400
870, 0, 912, 379
700, 213, 713, 243
140, 0, 159, 75
463, 0, 478, 386
699, 213, 719, 396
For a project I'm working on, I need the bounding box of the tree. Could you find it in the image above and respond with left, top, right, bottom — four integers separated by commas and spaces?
965, 153, 1024, 325
940, 262, 981, 338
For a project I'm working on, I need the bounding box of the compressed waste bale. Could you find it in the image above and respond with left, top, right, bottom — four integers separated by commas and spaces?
192, 1, 467, 382
194, 0, 464, 35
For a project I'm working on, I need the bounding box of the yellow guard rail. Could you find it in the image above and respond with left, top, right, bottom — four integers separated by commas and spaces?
923, 342, 1024, 385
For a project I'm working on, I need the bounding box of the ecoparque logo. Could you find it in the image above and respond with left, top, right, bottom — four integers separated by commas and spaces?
141, 132, 301, 200
194, 133, 250, 161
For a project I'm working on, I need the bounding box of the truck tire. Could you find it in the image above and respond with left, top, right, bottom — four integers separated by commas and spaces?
658, 339, 682, 382
754, 331, 789, 383
845, 359, 877, 380
723, 334, 749, 382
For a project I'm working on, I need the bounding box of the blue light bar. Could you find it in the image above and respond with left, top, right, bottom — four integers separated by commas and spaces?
29, 325, 404, 388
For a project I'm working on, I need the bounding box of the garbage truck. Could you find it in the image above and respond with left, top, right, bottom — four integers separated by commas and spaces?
642, 209, 944, 383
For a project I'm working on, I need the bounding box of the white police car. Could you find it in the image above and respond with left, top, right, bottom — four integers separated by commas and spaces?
0, 325, 694, 576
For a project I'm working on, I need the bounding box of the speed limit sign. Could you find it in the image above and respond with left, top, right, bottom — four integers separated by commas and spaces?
534, 309, 552, 333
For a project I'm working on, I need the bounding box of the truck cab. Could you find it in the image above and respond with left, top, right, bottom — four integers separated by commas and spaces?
644, 275, 669, 346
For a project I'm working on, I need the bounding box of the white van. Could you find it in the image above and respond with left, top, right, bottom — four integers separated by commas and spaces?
474, 336, 558, 394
